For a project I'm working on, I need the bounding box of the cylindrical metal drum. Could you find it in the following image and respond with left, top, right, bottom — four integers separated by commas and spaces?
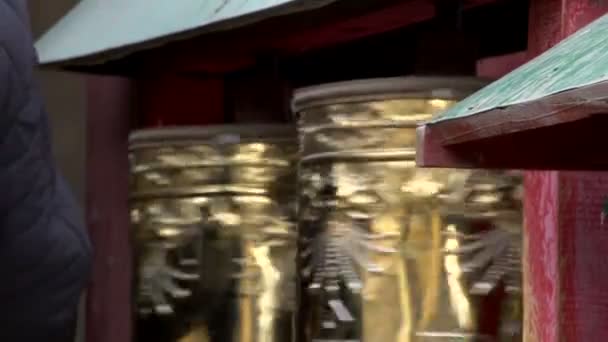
129, 125, 298, 342
293, 78, 523, 342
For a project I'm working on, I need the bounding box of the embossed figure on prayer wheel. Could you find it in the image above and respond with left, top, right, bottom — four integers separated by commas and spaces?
292, 78, 523, 342
129, 126, 298, 342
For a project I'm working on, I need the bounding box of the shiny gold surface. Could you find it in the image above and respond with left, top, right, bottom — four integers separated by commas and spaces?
298, 99, 454, 163
295, 84, 522, 342
130, 126, 297, 342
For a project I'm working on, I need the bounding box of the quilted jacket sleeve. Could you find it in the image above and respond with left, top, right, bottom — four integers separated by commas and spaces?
0, 48, 10, 121
0, 1, 92, 341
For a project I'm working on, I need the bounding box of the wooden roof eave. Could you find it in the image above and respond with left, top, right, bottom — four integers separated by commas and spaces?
417, 93, 608, 170
417, 13, 608, 171
35, 0, 502, 75
34, 0, 340, 68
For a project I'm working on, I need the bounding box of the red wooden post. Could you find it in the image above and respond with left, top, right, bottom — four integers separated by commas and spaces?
85, 75, 134, 342
524, 1, 608, 340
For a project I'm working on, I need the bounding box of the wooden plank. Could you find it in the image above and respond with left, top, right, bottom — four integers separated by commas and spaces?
418, 114, 608, 170
523, 171, 560, 341
416, 125, 479, 168
523, 170, 608, 341
85, 75, 134, 342
557, 172, 608, 341
427, 89, 608, 146
523, 1, 608, 341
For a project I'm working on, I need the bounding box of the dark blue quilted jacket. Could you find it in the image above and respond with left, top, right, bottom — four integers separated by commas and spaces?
0, 1, 92, 340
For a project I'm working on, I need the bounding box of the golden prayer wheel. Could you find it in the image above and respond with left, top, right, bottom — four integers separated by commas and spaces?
129, 125, 298, 342
292, 77, 523, 342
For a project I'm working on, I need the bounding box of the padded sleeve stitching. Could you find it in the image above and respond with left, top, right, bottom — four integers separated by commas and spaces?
0, 46, 10, 115
0, 44, 34, 143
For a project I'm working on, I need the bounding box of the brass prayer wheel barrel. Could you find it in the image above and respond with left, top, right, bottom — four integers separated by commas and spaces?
129, 125, 298, 342
292, 77, 523, 341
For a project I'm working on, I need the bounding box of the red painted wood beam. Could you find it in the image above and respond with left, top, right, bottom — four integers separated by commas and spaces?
85, 75, 134, 342
416, 125, 478, 168
525, 169, 608, 341
418, 90, 608, 148
417, 114, 608, 170
146, 0, 499, 74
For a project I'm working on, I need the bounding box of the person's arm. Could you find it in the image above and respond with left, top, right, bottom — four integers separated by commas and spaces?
0, 1, 91, 340
0, 47, 9, 122
0, 0, 34, 141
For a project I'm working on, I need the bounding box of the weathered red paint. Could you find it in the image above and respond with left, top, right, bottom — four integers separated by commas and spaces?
525, 1, 608, 341
521, 170, 608, 340
558, 172, 608, 340
86, 75, 134, 342
523, 171, 560, 341
522, 171, 608, 340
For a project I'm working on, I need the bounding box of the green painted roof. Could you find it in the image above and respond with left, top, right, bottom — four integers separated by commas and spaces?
430, 13, 608, 124
35, 0, 336, 65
